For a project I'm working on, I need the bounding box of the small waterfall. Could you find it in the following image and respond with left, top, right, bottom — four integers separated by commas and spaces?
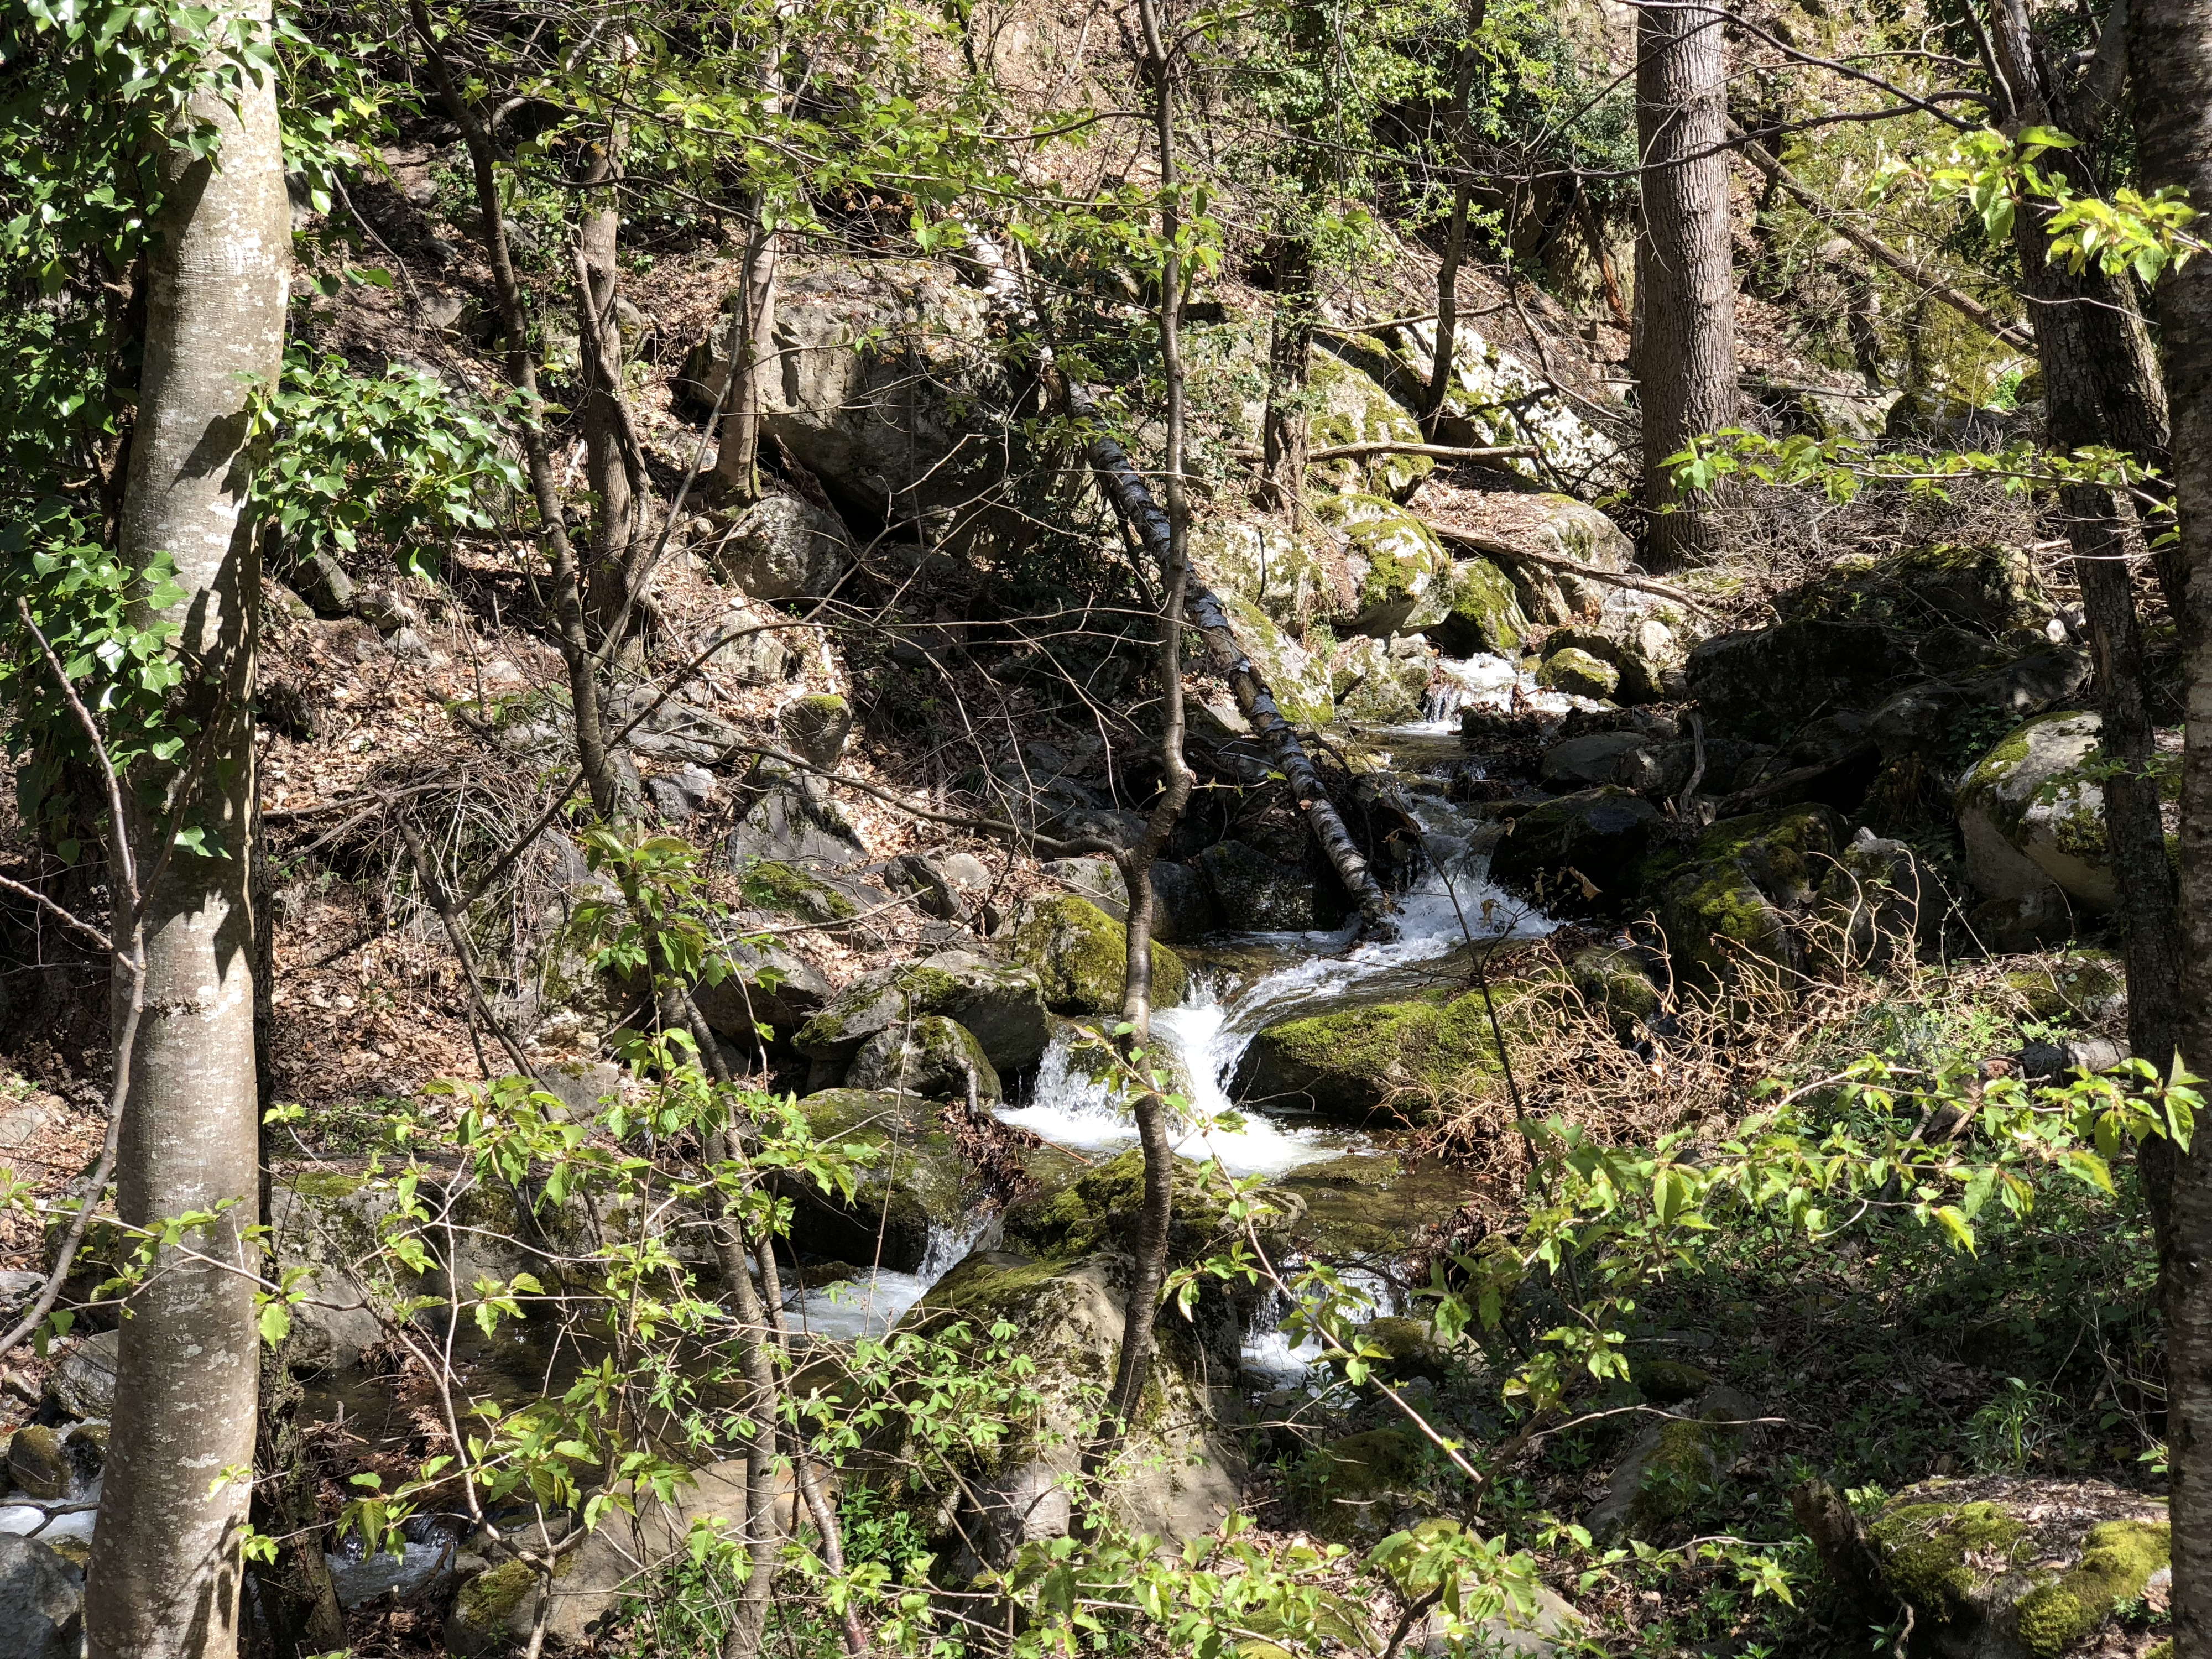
1416, 652, 1577, 730
790, 1206, 999, 1342
1237, 1265, 1402, 1389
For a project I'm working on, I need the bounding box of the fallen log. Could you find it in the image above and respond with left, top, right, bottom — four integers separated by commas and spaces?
968, 231, 1399, 938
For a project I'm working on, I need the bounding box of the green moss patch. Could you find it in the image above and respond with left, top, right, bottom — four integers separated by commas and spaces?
1010, 894, 1187, 1015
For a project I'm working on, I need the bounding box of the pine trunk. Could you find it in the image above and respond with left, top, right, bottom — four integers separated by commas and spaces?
83, 4, 288, 1652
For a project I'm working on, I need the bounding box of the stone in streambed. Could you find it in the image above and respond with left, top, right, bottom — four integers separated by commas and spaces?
779, 1089, 969, 1271
1640, 805, 1842, 982
46, 1329, 117, 1421
1008, 894, 1186, 1015
794, 950, 1050, 1072
1237, 987, 1532, 1123
1197, 841, 1337, 932
1486, 787, 1660, 919
5, 1427, 69, 1500
1535, 645, 1617, 700
0, 1535, 82, 1659
845, 1015, 1002, 1102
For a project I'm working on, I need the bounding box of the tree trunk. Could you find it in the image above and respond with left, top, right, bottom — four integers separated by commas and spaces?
1634, 0, 1737, 568
714, 20, 791, 504
1423, 2, 1489, 428
1259, 236, 1313, 521
1990, 0, 2182, 1187
577, 129, 643, 645
1094, 0, 1195, 1472
83, 4, 288, 1652
2127, 0, 2212, 1647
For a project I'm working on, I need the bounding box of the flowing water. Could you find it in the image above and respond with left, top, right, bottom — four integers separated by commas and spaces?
788, 653, 1560, 1372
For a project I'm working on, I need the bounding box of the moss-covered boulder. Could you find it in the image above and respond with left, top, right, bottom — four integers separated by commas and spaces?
1567, 944, 1663, 1037
1425, 554, 1532, 658
1188, 514, 1354, 633
782, 1089, 969, 1270
794, 949, 1051, 1072
2004, 951, 2126, 1026
1486, 787, 1662, 919
1587, 1387, 1760, 1539
6, 1426, 69, 1500
1535, 645, 1619, 700
1542, 622, 1665, 703
1311, 494, 1450, 637
1776, 542, 2049, 637
778, 691, 854, 768
999, 1148, 1302, 1271
1305, 351, 1437, 496
1216, 591, 1337, 727
1278, 1154, 1476, 1260
1864, 1477, 2168, 1659
1327, 634, 1432, 724
1287, 1428, 1438, 1544
1811, 829, 1939, 966
1958, 711, 2172, 917
845, 1014, 1003, 1102
893, 1249, 1246, 1562
1009, 894, 1187, 1015
1686, 620, 1921, 745
1235, 986, 1527, 1123
1333, 1316, 1455, 1386
1643, 805, 1843, 982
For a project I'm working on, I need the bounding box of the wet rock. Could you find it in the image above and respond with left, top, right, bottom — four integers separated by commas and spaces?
1151, 860, 1219, 941
1644, 805, 1843, 982
1000, 1149, 1302, 1272
846, 1014, 1003, 1102
1279, 1155, 1477, 1261
1535, 645, 1617, 700
47, 1329, 117, 1421
1237, 987, 1524, 1123
6, 1427, 69, 1499
1487, 787, 1661, 919
795, 950, 1051, 1072
780, 1089, 969, 1269
1009, 894, 1187, 1015
1197, 841, 1334, 932
645, 763, 716, 824
899, 1248, 1247, 1562
1958, 712, 2157, 916
1329, 633, 1432, 723
1541, 623, 1662, 703
0, 1534, 83, 1658
1861, 1476, 2167, 1659
1587, 1386, 1761, 1539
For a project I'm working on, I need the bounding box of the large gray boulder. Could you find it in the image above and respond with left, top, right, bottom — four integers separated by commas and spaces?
707, 495, 851, 602
846, 1014, 1003, 1102
1957, 712, 2159, 915
688, 933, 833, 1044
48, 1328, 118, 1420
728, 760, 870, 873
0, 1535, 82, 1659
794, 950, 1051, 1072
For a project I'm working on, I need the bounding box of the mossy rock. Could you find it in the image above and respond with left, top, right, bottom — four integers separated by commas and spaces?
1425, 554, 1531, 658
1009, 894, 1187, 1015
2004, 951, 2125, 1026
1288, 1429, 1436, 1543
794, 950, 1050, 1071
1776, 542, 2047, 637
1235, 985, 1533, 1123
1334, 1316, 1455, 1386
1866, 1476, 2169, 1658
1567, 945, 1662, 1037
846, 1014, 1003, 1102
998, 1149, 1301, 1271
1327, 634, 1431, 725
1310, 494, 1449, 637
1588, 1387, 1759, 1539
784, 1089, 968, 1271
1543, 623, 1664, 703
1957, 712, 2171, 917
740, 857, 858, 921
1279, 1154, 1475, 1260
1644, 805, 1842, 982
1214, 591, 1337, 726
1305, 352, 1436, 497
1629, 1358, 1714, 1404
1536, 645, 1618, 700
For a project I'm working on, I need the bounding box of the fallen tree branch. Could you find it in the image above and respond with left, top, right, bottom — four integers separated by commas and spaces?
963, 232, 1399, 939
1430, 525, 1724, 617
1726, 119, 2036, 354
1234, 440, 1537, 465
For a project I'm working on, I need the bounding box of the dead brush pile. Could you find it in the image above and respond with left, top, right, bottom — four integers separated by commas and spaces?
1412, 905, 2099, 1190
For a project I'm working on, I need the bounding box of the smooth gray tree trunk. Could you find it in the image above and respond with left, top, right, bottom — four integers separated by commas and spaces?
1634, 0, 1736, 568
84, 3, 288, 1653
2128, 0, 2212, 1648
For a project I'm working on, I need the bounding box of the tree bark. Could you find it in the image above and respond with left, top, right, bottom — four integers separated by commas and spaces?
1259, 236, 1314, 521
1634, 0, 1738, 568
1424, 2, 1489, 428
576, 127, 643, 644
83, 6, 288, 1653
1989, 0, 2182, 1164
714, 18, 792, 504
1098, 0, 1195, 1459
2127, 0, 2212, 1648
